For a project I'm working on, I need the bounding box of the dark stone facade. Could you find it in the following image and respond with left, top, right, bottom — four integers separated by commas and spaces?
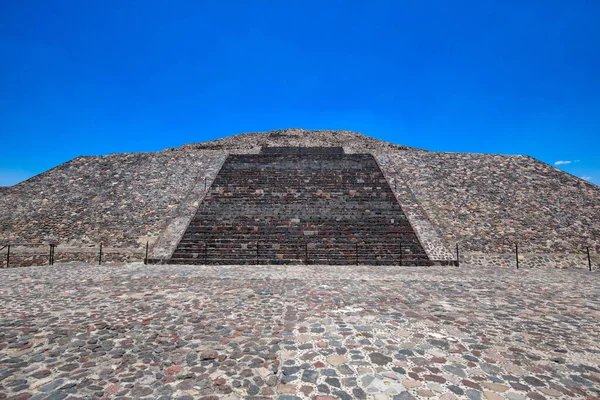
168, 151, 430, 265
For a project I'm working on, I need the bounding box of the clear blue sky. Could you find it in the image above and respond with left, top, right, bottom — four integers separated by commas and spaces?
1, 0, 599, 186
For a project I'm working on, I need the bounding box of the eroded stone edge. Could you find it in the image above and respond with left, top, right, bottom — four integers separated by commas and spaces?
150, 153, 228, 259
376, 154, 455, 262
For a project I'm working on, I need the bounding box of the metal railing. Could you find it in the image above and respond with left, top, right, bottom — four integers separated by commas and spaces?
455, 242, 598, 271
169, 240, 432, 266
0, 243, 56, 268
0, 242, 149, 268
2, 239, 596, 270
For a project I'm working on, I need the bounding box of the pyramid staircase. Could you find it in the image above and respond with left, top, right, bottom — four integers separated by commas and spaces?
165, 147, 431, 265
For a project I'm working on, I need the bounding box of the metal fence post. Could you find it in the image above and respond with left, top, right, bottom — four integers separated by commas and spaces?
49, 244, 55, 266
144, 242, 149, 265
355, 243, 359, 266
256, 242, 259, 265
305, 243, 308, 265
99, 242, 103, 265
6, 245, 10, 268
587, 246, 592, 272
204, 242, 208, 264
515, 243, 519, 269
399, 242, 402, 267
456, 243, 459, 266
204, 177, 207, 191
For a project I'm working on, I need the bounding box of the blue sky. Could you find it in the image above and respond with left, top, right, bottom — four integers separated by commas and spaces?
1, 0, 599, 186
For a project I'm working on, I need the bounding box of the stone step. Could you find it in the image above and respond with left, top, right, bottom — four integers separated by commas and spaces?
168, 151, 430, 265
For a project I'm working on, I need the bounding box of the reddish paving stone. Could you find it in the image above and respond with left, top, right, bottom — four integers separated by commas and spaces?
423, 374, 446, 383
463, 379, 483, 390
163, 365, 183, 375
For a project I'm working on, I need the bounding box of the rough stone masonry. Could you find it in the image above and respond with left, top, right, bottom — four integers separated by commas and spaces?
0, 128, 599, 268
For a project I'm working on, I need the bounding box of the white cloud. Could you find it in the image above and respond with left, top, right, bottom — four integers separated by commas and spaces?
554, 160, 581, 166
581, 176, 592, 181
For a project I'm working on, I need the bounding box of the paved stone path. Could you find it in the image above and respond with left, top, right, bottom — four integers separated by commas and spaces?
1, 264, 599, 400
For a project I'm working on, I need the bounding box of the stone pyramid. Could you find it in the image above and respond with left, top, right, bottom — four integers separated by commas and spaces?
1, 129, 598, 268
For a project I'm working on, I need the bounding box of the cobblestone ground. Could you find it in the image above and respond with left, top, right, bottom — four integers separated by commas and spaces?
1, 264, 599, 400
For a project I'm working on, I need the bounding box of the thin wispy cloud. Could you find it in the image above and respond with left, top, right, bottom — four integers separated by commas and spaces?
554, 160, 580, 166
581, 176, 592, 181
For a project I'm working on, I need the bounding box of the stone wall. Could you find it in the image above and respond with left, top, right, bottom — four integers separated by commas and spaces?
150, 153, 227, 259
377, 155, 455, 261
0, 244, 144, 268
381, 151, 600, 254
0, 150, 226, 253
461, 251, 599, 269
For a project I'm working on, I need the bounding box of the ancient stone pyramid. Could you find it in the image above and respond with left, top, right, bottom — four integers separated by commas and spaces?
1, 128, 599, 268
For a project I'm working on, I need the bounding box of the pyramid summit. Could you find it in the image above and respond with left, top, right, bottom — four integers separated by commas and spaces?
174, 128, 417, 152
0, 128, 598, 268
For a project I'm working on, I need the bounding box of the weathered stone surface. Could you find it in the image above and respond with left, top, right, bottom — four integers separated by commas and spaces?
168, 150, 430, 266
326, 355, 347, 366
1, 128, 599, 268
181, 128, 413, 153
379, 150, 600, 262
368, 352, 393, 365
1, 262, 597, 399
0, 150, 226, 265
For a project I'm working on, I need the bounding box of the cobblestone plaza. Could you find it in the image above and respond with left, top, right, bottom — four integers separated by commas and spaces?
1, 263, 598, 399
